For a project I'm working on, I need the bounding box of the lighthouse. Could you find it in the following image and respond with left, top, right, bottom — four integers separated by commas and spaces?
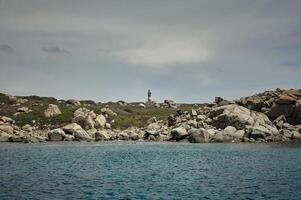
147, 89, 152, 102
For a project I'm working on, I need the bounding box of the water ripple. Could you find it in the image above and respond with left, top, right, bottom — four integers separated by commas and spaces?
0, 143, 301, 199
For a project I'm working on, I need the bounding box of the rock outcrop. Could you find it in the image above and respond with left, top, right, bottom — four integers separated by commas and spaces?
72, 108, 109, 130
237, 89, 301, 125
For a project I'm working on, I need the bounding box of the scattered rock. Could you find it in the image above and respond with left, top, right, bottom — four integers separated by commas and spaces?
117, 100, 127, 106
0, 116, 15, 124
62, 123, 82, 134
17, 107, 31, 113
0, 131, 10, 142
222, 126, 245, 140
171, 127, 189, 141
144, 130, 160, 140
22, 124, 32, 132
73, 129, 93, 141
9, 135, 28, 143
128, 132, 140, 140
0, 125, 14, 135
118, 132, 129, 140
191, 109, 198, 116
48, 129, 65, 141
84, 115, 94, 130
105, 123, 111, 129
67, 99, 81, 106
44, 104, 62, 118
95, 115, 106, 128
64, 135, 75, 141
139, 103, 146, 108
164, 100, 177, 108
188, 128, 209, 143
95, 130, 110, 141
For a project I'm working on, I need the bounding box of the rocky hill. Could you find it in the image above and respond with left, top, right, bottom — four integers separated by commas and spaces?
0, 88, 300, 143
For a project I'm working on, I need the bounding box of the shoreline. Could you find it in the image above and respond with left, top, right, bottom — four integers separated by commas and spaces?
1, 88, 301, 144
1, 139, 301, 145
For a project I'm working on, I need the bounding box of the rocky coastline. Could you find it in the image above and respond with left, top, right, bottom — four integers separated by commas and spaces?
0, 88, 301, 144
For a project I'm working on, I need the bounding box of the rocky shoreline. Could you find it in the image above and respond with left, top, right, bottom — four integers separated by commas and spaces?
1, 88, 301, 144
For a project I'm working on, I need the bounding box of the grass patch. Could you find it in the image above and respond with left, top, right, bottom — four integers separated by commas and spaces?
112, 116, 140, 130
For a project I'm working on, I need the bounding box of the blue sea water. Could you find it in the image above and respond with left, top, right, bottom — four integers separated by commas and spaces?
0, 142, 301, 200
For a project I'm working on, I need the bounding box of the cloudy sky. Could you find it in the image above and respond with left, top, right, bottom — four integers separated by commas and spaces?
0, 0, 300, 103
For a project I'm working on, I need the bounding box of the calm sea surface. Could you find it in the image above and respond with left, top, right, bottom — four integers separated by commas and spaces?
0, 142, 301, 200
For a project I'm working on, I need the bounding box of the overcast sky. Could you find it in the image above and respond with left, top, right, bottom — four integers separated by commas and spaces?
0, 0, 300, 103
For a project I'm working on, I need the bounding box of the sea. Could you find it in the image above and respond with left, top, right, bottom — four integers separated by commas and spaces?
0, 142, 301, 200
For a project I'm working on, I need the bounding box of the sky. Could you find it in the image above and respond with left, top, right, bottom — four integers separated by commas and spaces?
0, 0, 300, 103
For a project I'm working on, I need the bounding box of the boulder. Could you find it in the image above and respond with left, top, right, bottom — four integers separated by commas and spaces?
164, 100, 177, 108
118, 132, 129, 140
67, 99, 81, 106
22, 124, 32, 132
7, 95, 18, 103
26, 135, 46, 143
94, 114, 106, 128
171, 127, 189, 141
95, 131, 110, 141
64, 135, 75, 141
144, 130, 160, 140
117, 100, 127, 106
147, 122, 162, 130
62, 123, 82, 134
88, 111, 97, 119
273, 115, 287, 129
0, 131, 10, 142
197, 115, 207, 121
238, 95, 266, 111
148, 135, 156, 141
188, 128, 209, 143
48, 129, 65, 141
128, 132, 140, 140
187, 120, 198, 128
291, 131, 301, 140
211, 131, 233, 143
191, 109, 198, 116
9, 135, 28, 143
44, 104, 61, 118
86, 128, 97, 138
209, 104, 254, 129
105, 123, 111, 129
276, 94, 296, 105
84, 115, 94, 130
102, 108, 116, 116
207, 129, 217, 137
139, 103, 146, 108
209, 105, 277, 138
247, 125, 278, 141
215, 97, 234, 106
74, 107, 90, 118
72, 115, 86, 127
0, 125, 14, 135
17, 107, 30, 113
73, 129, 93, 141
221, 126, 245, 140
0, 116, 15, 124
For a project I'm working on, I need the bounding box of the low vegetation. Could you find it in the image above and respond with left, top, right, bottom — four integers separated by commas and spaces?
0, 92, 203, 129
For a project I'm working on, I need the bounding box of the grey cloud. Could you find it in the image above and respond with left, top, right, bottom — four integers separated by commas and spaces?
42, 46, 69, 54
0, 44, 14, 54
0, 0, 300, 102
